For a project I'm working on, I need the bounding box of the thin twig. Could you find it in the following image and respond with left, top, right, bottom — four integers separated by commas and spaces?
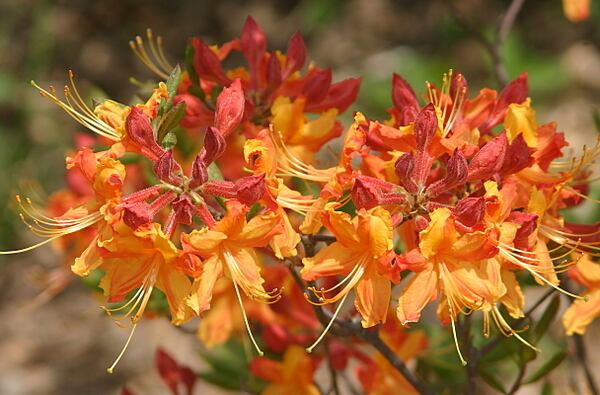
507, 364, 527, 395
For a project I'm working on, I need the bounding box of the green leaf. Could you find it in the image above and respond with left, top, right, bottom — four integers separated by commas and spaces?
532, 294, 560, 344
207, 162, 224, 180
523, 350, 567, 384
479, 368, 507, 394
161, 132, 177, 150
199, 341, 249, 379
166, 64, 182, 99
198, 370, 243, 391
185, 41, 202, 90
157, 101, 186, 142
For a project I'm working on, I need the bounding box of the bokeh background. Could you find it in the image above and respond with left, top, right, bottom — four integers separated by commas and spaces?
0, 0, 598, 394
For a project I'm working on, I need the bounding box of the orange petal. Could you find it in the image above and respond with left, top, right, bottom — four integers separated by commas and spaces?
301, 242, 359, 281
186, 255, 224, 314
355, 272, 391, 328
235, 210, 283, 248
397, 269, 438, 325
357, 207, 393, 259
183, 228, 227, 257
500, 269, 525, 318
270, 209, 301, 259
157, 265, 194, 325
321, 204, 359, 246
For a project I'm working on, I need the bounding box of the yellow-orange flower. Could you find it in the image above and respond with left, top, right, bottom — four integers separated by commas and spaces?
301, 204, 394, 328
563, 255, 600, 335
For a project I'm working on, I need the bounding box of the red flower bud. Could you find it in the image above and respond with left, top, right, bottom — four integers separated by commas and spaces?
414, 104, 438, 152
352, 176, 383, 210
201, 179, 237, 198
452, 196, 485, 232
394, 152, 418, 194
392, 73, 419, 113
123, 202, 152, 229
125, 107, 165, 159
189, 154, 208, 188
426, 149, 468, 197
467, 131, 508, 181
173, 94, 214, 129
235, 174, 266, 205
172, 195, 195, 226
501, 133, 534, 175
202, 126, 226, 165
284, 32, 306, 77
155, 348, 196, 395
153, 150, 183, 185
305, 77, 362, 114
302, 68, 332, 104
214, 78, 245, 137
192, 38, 230, 85
414, 215, 430, 232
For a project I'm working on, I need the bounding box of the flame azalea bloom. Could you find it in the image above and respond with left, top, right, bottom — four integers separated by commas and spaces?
250, 345, 321, 395
563, 0, 591, 22
181, 200, 283, 355
301, 204, 393, 350
0, 148, 126, 256
397, 208, 517, 364
563, 255, 600, 335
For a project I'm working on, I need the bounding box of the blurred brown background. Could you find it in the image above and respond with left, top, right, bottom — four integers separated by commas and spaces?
0, 0, 598, 394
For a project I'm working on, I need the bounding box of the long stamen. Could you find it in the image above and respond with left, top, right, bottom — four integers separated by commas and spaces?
492, 306, 540, 352
446, 295, 467, 366
129, 29, 172, 79
107, 323, 138, 374
232, 276, 264, 356
306, 262, 366, 306
306, 291, 350, 353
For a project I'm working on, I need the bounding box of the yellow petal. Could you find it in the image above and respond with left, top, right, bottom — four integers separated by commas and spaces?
500, 269, 525, 318
184, 228, 227, 257
235, 211, 282, 248
419, 208, 455, 260
321, 204, 359, 246
355, 272, 391, 328
157, 265, 194, 325
357, 207, 393, 259
504, 99, 538, 148
270, 209, 301, 259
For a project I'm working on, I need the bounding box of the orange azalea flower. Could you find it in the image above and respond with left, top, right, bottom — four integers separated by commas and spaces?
1, 147, 125, 256
181, 200, 283, 354
397, 207, 511, 364
301, 203, 393, 350
250, 345, 321, 395
563, 255, 600, 335
563, 0, 591, 22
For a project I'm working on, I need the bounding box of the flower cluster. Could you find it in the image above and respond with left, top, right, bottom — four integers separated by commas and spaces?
3, 16, 599, 392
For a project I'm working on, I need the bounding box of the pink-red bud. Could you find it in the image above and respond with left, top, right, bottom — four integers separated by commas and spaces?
392, 73, 419, 113
414, 104, 438, 152
452, 196, 485, 231
467, 132, 508, 181
284, 32, 306, 77
214, 79, 245, 137
123, 202, 152, 229
394, 152, 418, 194
235, 174, 266, 205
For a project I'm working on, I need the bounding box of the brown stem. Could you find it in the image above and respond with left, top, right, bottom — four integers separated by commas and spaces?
573, 334, 599, 395
507, 364, 527, 395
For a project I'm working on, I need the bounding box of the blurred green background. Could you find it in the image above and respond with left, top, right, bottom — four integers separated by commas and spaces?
0, 0, 598, 394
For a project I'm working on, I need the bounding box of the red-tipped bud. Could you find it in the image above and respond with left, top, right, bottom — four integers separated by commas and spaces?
235, 174, 266, 205
450, 72, 468, 101
414, 104, 438, 152
192, 38, 230, 85
190, 154, 208, 188
401, 106, 418, 125
266, 52, 282, 92
172, 195, 195, 226
452, 196, 486, 232
392, 73, 419, 113
303, 68, 332, 104
202, 126, 226, 164
123, 202, 152, 229
426, 149, 468, 197
153, 150, 183, 185
173, 94, 214, 129
501, 133, 534, 175
201, 180, 237, 198
240, 16, 267, 72
284, 32, 306, 76
467, 131, 508, 181
126, 107, 165, 158
305, 77, 362, 114
352, 176, 382, 210
509, 212, 538, 250
395, 152, 418, 194
214, 79, 245, 137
